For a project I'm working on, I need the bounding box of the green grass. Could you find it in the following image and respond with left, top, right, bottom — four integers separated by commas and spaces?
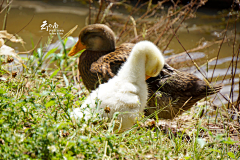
0, 0, 239, 158
0, 36, 239, 159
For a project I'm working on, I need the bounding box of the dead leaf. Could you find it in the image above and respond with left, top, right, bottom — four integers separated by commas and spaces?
0, 30, 25, 44
0, 44, 24, 64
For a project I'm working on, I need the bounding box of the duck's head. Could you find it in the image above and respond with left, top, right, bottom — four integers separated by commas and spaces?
68, 24, 116, 56
131, 41, 165, 80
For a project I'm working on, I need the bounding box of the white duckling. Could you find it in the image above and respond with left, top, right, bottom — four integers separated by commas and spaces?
72, 40, 165, 131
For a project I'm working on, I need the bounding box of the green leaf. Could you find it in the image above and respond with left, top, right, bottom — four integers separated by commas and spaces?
67, 141, 76, 148
215, 134, 225, 140
109, 119, 116, 132
221, 138, 237, 144
207, 149, 221, 153
108, 140, 114, 150
45, 100, 56, 108
50, 68, 60, 79
55, 122, 70, 130
184, 156, 191, 160
43, 47, 58, 61
0, 119, 4, 125
79, 136, 88, 141
0, 88, 6, 94
112, 112, 119, 119
64, 36, 68, 44
40, 91, 51, 97
227, 152, 235, 158
30, 92, 40, 97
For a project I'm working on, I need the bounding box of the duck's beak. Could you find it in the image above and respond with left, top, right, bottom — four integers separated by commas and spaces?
68, 39, 86, 56
145, 75, 151, 80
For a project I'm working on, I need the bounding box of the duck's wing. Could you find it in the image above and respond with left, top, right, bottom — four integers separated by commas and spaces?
146, 64, 223, 119
148, 63, 222, 96
90, 43, 135, 80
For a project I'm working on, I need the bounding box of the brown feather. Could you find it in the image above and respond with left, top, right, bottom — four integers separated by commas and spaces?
145, 64, 223, 119
79, 50, 111, 90
90, 43, 134, 77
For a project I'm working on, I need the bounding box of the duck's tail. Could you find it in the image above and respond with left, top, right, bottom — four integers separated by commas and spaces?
205, 83, 223, 96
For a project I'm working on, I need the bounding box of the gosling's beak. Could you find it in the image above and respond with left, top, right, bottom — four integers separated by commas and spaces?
68, 39, 86, 56
145, 75, 151, 80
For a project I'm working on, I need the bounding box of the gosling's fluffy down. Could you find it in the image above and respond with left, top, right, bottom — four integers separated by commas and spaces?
72, 41, 165, 131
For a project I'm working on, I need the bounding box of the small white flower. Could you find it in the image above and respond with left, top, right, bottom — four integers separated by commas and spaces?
47, 145, 57, 153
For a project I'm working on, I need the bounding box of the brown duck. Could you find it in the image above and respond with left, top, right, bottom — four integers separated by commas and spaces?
68, 24, 222, 119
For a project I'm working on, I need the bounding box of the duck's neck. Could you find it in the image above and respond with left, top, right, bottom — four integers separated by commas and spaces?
117, 52, 146, 84
79, 50, 112, 90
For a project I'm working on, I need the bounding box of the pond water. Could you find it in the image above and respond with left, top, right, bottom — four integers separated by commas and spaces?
0, 0, 239, 108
